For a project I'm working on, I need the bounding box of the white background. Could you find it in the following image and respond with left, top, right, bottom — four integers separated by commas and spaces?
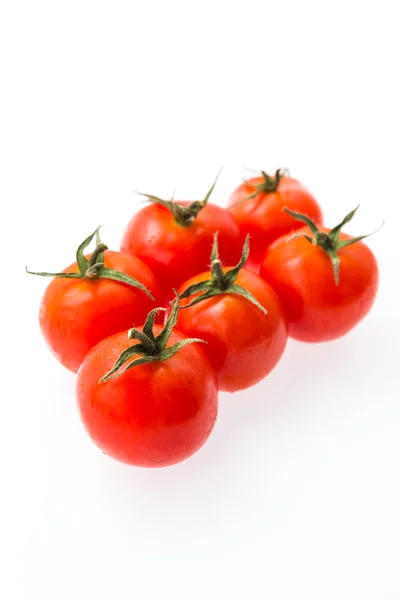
1, 1, 399, 599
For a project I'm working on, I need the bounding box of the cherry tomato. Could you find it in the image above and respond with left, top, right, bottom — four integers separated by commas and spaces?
28, 228, 161, 372
77, 302, 218, 467
228, 169, 323, 270
175, 235, 287, 392
260, 207, 379, 342
121, 179, 242, 293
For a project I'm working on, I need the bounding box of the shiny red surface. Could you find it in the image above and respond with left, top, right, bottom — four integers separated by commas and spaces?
260, 228, 379, 342
76, 327, 218, 467
228, 176, 323, 270
39, 251, 161, 372
176, 268, 288, 392
121, 202, 242, 293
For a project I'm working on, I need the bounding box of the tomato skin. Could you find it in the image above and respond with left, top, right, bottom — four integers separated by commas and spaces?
176, 269, 288, 392
39, 251, 161, 373
121, 202, 242, 292
260, 227, 379, 342
76, 327, 218, 467
228, 176, 323, 270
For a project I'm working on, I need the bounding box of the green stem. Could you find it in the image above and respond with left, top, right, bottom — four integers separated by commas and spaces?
137, 170, 221, 228
128, 328, 158, 355
260, 168, 287, 192
211, 260, 227, 290
99, 296, 205, 382
313, 232, 334, 252
178, 233, 267, 313
245, 168, 288, 200
26, 227, 154, 299
284, 206, 381, 285
89, 243, 108, 269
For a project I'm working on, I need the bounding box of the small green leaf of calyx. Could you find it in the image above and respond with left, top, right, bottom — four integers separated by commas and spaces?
26, 226, 103, 279
99, 268, 154, 299
246, 168, 288, 200
136, 191, 173, 211
284, 206, 381, 286
202, 168, 222, 205
26, 226, 154, 299
284, 208, 320, 234
99, 355, 157, 383
76, 226, 102, 273
329, 205, 360, 243
139, 170, 221, 228
160, 337, 206, 361
25, 267, 81, 279
178, 280, 213, 303
102, 345, 148, 379
178, 232, 267, 314
227, 283, 267, 313
127, 328, 158, 355
333, 211, 384, 251
326, 249, 340, 286
99, 297, 206, 383
223, 235, 250, 285
154, 291, 180, 348
142, 307, 167, 340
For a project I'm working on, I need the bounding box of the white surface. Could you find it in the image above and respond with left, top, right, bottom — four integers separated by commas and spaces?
1, 1, 400, 599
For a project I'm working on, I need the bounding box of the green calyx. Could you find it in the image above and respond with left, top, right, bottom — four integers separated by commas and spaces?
137, 171, 221, 228
284, 206, 381, 285
246, 168, 288, 200
26, 226, 154, 299
178, 232, 267, 313
99, 296, 205, 382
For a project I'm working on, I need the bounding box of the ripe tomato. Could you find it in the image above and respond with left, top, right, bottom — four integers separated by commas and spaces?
260, 207, 379, 342
28, 228, 161, 372
228, 169, 323, 269
121, 178, 242, 293
175, 234, 287, 392
76, 302, 218, 467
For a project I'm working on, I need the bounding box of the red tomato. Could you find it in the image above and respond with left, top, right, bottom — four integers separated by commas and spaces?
260, 209, 379, 342
177, 270, 287, 392
175, 234, 287, 392
228, 170, 323, 269
77, 318, 218, 467
121, 187, 242, 293
28, 228, 161, 372
38, 251, 160, 372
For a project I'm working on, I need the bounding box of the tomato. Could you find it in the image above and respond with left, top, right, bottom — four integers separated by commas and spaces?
175, 234, 287, 392
228, 169, 323, 270
121, 179, 242, 293
76, 302, 218, 467
260, 207, 379, 342
27, 228, 161, 372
